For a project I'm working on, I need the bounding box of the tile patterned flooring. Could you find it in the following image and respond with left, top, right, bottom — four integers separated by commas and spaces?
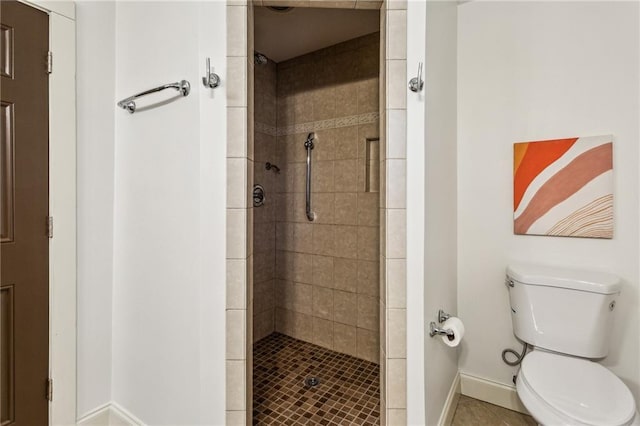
452, 395, 537, 426
253, 333, 534, 426
253, 333, 380, 425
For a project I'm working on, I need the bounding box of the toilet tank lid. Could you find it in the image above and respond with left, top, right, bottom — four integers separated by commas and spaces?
507, 263, 621, 294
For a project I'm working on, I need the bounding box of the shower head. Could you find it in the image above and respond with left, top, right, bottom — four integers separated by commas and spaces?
254, 52, 268, 65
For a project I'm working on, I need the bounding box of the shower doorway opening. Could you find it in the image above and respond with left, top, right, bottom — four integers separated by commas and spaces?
252, 7, 381, 423
224, 1, 409, 425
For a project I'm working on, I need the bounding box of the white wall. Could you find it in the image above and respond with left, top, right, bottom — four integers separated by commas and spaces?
423, 2, 458, 425
76, 1, 116, 416
458, 0, 640, 406
77, 2, 227, 424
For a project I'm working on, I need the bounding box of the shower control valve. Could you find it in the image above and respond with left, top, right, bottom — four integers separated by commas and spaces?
253, 184, 265, 207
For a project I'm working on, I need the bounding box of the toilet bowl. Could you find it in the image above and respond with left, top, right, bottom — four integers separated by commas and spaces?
505, 263, 638, 426
516, 350, 638, 426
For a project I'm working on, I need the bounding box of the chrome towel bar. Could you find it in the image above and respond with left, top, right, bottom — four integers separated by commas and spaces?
117, 80, 191, 114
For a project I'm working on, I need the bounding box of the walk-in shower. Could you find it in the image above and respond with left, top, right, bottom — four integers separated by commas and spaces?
251, 6, 383, 421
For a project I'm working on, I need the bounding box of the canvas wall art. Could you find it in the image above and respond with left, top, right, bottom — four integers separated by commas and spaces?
513, 135, 613, 238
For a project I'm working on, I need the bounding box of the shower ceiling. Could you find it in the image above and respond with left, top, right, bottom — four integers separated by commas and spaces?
255, 6, 379, 62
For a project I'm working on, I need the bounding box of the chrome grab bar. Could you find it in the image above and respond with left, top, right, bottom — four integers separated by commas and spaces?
117, 80, 191, 114
304, 133, 316, 222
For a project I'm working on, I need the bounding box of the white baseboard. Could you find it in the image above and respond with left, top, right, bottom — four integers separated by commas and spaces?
459, 373, 529, 415
77, 402, 145, 426
438, 372, 461, 426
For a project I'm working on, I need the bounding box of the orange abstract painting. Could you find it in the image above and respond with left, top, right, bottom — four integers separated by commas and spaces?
513, 135, 613, 238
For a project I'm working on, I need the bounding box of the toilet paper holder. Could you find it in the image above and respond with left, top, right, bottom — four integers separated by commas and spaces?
429, 309, 454, 338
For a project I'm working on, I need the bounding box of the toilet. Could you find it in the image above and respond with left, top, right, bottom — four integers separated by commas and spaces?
506, 263, 639, 426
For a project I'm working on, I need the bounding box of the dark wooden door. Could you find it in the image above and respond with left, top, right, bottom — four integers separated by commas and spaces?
0, 1, 49, 424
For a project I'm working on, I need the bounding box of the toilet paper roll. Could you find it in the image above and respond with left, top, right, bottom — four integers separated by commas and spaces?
441, 317, 465, 347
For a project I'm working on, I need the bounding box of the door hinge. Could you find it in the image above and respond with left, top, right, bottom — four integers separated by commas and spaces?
47, 216, 53, 239
47, 51, 53, 74
46, 378, 53, 401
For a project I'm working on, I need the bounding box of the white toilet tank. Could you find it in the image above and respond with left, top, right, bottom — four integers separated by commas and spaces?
506, 263, 621, 358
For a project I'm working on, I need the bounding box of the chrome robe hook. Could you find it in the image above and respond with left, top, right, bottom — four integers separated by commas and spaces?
202, 57, 220, 89
409, 62, 424, 93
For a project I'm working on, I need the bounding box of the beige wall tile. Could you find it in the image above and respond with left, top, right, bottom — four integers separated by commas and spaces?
387, 308, 406, 358
313, 193, 335, 224
226, 6, 247, 57
387, 359, 406, 408
226, 209, 247, 259
227, 107, 247, 158
357, 226, 379, 261
253, 309, 274, 342
228, 158, 247, 209
293, 282, 313, 315
357, 192, 379, 226
334, 225, 358, 259
227, 259, 247, 310
334, 290, 357, 325
357, 260, 379, 297
254, 222, 275, 254
386, 10, 407, 60
386, 209, 406, 259
312, 224, 335, 256
334, 159, 358, 192
312, 317, 334, 349
292, 223, 313, 253
386, 159, 406, 209
333, 258, 358, 293
386, 0, 406, 9
314, 129, 336, 161
276, 222, 294, 252
312, 255, 334, 288
294, 92, 314, 123
253, 251, 275, 281
312, 286, 334, 320
226, 410, 246, 426
227, 57, 247, 107
334, 193, 358, 225
291, 253, 313, 284
386, 258, 406, 308
386, 109, 406, 159
386, 60, 406, 110
226, 360, 246, 410
357, 78, 380, 114
388, 409, 406, 425
226, 310, 246, 360
334, 323, 357, 356
357, 294, 379, 330
254, 279, 275, 313
335, 85, 358, 118
312, 87, 337, 121
334, 126, 359, 160
293, 311, 313, 341
357, 328, 379, 363
263, 31, 387, 362
313, 160, 335, 192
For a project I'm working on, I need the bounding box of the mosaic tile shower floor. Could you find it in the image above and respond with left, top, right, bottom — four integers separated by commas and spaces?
253, 333, 380, 425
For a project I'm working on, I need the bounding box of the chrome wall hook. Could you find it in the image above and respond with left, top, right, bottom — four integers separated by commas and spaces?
202, 57, 220, 89
409, 62, 424, 93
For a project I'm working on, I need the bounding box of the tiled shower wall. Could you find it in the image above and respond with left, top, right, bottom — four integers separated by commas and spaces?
253, 56, 278, 342
271, 33, 381, 363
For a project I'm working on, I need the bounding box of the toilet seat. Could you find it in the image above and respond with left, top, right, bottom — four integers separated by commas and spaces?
517, 350, 636, 426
